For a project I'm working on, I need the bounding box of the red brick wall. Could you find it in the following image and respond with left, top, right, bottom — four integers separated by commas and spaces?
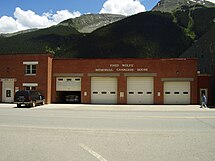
0, 54, 52, 103
52, 58, 198, 104
0, 56, 198, 104
118, 74, 127, 104
197, 75, 212, 105
51, 77, 56, 103
81, 75, 91, 104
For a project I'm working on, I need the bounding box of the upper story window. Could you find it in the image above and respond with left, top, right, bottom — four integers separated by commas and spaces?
23, 61, 38, 75
26, 64, 36, 74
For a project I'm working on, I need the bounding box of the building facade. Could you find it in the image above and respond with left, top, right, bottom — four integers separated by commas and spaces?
0, 54, 53, 103
0, 54, 212, 105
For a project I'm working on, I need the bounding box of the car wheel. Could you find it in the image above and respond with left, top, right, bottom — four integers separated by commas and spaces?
32, 101, 36, 107
41, 100, 45, 105
17, 104, 21, 108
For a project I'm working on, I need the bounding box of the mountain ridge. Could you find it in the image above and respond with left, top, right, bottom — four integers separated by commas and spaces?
0, 13, 125, 37
58, 13, 125, 33
152, 0, 215, 12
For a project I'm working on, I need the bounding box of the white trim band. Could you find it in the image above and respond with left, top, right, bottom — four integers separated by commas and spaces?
23, 61, 38, 65
23, 83, 38, 87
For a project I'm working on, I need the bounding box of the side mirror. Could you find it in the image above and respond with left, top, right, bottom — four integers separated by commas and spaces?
40, 95, 44, 100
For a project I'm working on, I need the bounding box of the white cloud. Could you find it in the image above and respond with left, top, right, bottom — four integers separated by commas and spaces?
52, 10, 81, 23
0, 16, 26, 33
100, 0, 146, 16
0, 7, 81, 34
14, 7, 55, 28
206, 0, 215, 3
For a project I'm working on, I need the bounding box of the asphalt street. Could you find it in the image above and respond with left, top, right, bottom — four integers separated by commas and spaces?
0, 104, 215, 161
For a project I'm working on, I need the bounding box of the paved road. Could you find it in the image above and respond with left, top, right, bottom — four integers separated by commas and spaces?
0, 104, 215, 161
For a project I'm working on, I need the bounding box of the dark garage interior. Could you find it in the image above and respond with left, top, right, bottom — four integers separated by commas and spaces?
56, 91, 81, 103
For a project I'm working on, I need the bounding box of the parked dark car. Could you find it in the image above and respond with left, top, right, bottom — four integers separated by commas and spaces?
14, 90, 45, 107
65, 95, 79, 103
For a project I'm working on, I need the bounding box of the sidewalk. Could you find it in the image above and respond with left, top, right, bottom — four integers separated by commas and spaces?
36, 104, 214, 111
0, 103, 214, 111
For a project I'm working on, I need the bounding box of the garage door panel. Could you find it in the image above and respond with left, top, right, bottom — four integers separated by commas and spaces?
91, 77, 117, 104
127, 77, 154, 104
56, 77, 81, 91
164, 82, 190, 104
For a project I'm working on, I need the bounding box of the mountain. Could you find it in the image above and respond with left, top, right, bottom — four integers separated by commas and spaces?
0, 13, 125, 38
73, 11, 192, 58
0, 29, 38, 38
0, 12, 192, 57
181, 25, 215, 75
58, 14, 125, 33
0, 25, 81, 55
0, 13, 125, 56
0, 7, 214, 58
173, 6, 215, 39
152, 0, 215, 12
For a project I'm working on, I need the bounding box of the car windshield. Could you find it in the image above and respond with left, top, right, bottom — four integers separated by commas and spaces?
15, 91, 29, 97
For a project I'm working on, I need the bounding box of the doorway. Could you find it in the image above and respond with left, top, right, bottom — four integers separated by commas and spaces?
200, 88, 208, 104
2, 79, 15, 103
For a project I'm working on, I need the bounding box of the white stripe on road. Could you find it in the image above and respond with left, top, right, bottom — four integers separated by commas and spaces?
136, 116, 215, 119
80, 144, 108, 161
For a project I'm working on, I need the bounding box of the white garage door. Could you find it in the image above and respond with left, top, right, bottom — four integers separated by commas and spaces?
127, 77, 154, 104
56, 77, 81, 91
164, 82, 190, 104
91, 77, 117, 104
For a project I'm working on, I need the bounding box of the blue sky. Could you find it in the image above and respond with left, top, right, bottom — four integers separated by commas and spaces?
0, 0, 160, 33
0, 0, 159, 17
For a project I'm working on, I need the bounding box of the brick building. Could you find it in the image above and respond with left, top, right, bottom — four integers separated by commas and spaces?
0, 54, 53, 103
0, 54, 212, 105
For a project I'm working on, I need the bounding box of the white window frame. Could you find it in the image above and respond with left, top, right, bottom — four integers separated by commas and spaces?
23, 61, 38, 75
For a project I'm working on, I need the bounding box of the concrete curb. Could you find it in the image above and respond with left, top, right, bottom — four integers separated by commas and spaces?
0, 103, 214, 111
36, 104, 214, 111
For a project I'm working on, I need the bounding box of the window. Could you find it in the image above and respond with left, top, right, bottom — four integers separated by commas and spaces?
93, 92, 98, 94
58, 79, 63, 82
174, 92, 180, 95
165, 92, 171, 95
129, 92, 134, 94
110, 92, 116, 94
25, 86, 36, 90
138, 92, 143, 94
23, 61, 38, 75
147, 92, 152, 95
23, 83, 38, 91
26, 64, 36, 75
101, 92, 107, 94
183, 92, 189, 95
6, 90, 11, 97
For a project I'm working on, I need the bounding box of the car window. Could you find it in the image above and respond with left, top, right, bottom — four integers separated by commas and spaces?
15, 91, 29, 97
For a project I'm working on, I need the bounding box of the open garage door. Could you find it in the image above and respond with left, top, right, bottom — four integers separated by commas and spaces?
127, 77, 154, 104
164, 82, 190, 104
56, 77, 81, 103
91, 77, 117, 104
56, 91, 81, 103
